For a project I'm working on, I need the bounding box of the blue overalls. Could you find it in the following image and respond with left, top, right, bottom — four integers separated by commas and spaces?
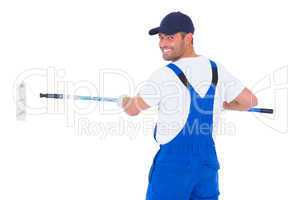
146, 60, 220, 200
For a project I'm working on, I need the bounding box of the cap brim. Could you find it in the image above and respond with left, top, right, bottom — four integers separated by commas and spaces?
148, 27, 160, 35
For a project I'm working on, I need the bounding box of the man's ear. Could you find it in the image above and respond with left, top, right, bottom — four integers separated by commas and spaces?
185, 33, 193, 44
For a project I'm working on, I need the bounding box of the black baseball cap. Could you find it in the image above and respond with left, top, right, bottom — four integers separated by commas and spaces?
148, 12, 195, 36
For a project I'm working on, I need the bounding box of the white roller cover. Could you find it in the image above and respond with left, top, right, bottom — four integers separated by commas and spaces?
16, 82, 26, 121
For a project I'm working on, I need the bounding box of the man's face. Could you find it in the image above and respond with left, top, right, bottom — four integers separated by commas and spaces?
159, 33, 186, 61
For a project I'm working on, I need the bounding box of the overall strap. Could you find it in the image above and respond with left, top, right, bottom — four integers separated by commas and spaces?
166, 60, 218, 89
209, 60, 218, 86
166, 63, 190, 88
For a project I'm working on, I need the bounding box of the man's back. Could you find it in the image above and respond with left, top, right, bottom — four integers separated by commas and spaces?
138, 55, 244, 144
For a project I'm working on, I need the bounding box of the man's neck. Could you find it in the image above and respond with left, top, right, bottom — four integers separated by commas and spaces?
172, 49, 199, 62
181, 47, 198, 58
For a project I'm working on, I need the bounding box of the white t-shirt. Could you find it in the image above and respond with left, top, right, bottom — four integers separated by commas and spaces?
138, 55, 244, 145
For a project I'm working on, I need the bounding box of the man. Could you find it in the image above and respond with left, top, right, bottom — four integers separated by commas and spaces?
121, 12, 257, 200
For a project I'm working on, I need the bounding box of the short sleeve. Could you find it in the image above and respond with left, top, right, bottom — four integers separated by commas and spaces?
218, 64, 245, 103
137, 67, 170, 107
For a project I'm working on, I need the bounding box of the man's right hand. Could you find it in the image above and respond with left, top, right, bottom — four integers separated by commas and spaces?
223, 87, 258, 111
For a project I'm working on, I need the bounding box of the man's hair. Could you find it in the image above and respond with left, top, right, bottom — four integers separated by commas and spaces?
179, 32, 193, 45
179, 32, 188, 37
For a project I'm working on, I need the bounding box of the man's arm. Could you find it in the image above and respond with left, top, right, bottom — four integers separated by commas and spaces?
121, 96, 150, 116
223, 87, 258, 111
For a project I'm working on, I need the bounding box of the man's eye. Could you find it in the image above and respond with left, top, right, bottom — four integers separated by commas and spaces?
167, 36, 174, 40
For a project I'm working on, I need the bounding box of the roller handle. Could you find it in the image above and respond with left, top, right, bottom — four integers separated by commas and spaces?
247, 108, 274, 114
39, 93, 274, 114
40, 93, 64, 99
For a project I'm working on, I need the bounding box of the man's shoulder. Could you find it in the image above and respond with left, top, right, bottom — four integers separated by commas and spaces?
147, 65, 179, 83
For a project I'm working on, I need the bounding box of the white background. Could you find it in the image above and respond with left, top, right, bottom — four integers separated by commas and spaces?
0, 0, 298, 199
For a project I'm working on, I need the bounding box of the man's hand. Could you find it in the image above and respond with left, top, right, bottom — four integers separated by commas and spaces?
121, 96, 150, 116
223, 100, 253, 111
223, 87, 258, 111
